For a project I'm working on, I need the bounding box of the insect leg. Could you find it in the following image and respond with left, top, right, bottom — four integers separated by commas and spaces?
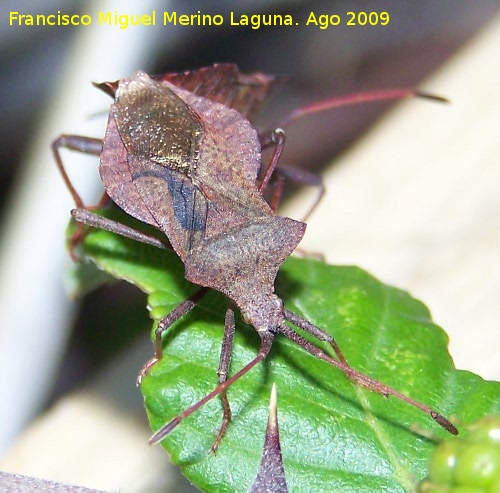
149, 331, 276, 445
211, 307, 237, 453
278, 321, 458, 435
71, 208, 169, 251
52, 135, 109, 257
283, 309, 347, 365
51, 135, 105, 208
72, 210, 213, 388
137, 288, 209, 385
257, 89, 447, 219
266, 171, 285, 214
258, 128, 286, 194
273, 167, 325, 222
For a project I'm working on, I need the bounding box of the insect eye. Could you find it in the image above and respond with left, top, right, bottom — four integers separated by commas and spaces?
241, 310, 252, 324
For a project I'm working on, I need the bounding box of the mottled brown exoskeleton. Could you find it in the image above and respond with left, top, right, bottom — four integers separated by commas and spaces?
52, 64, 456, 451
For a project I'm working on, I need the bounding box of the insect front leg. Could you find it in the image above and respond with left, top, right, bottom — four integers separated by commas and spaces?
137, 288, 209, 385
273, 167, 325, 223
212, 307, 237, 453
258, 128, 286, 195
149, 331, 277, 446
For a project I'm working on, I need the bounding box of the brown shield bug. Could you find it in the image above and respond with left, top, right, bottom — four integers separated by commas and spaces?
52, 64, 456, 452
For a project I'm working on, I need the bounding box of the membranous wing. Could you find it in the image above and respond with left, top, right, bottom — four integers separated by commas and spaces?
154, 63, 284, 123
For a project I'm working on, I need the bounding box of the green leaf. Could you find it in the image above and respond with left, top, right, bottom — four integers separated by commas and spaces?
74, 209, 500, 493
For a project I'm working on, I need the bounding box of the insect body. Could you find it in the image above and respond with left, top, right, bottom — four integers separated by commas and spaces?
53, 65, 457, 451
104, 72, 305, 333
